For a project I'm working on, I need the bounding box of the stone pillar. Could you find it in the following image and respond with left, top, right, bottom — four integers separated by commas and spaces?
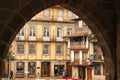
71, 50, 74, 62
79, 51, 82, 64
0, 60, 5, 79
104, 58, 115, 80
117, 13, 120, 80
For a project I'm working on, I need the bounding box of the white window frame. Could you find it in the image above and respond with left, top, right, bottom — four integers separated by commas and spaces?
17, 27, 25, 40
56, 27, 63, 41
43, 26, 50, 41
29, 26, 36, 40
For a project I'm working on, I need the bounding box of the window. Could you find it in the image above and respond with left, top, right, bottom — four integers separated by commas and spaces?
43, 27, 50, 37
94, 43, 103, 54
18, 27, 24, 36
58, 9, 63, 17
44, 9, 50, 17
103, 64, 105, 75
16, 62, 24, 73
67, 27, 72, 35
28, 62, 36, 74
29, 26, 36, 37
67, 11, 72, 18
56, 44, 63, 54
17, 44, 24, 54
58, 9, 63, 21
75, 53, 79, 60
78, 21, 83, 28
94, 63, 101, 75
29, 44, 36, 54
43, 44, 49, 54
57, 27, 62, 37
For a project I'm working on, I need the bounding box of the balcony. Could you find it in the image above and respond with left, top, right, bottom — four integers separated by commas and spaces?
71, 59, 89, 66
16, 36, 26, 41
16, 36, 66, 42
70, 42, 88, 49
89, 54, 104, 62
88, 34, 98, 42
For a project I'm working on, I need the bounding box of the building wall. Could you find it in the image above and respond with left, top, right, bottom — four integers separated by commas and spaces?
92, 64, 105, 80
10, 6, 75, 78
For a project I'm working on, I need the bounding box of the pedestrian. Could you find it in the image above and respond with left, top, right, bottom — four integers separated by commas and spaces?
65, 70, 68, 77
10, 70, 13, 79
63, 70, 65, 78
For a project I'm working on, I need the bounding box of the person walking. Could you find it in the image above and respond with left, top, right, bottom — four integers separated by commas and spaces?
10, 70, 13, 79
63, 70, 66, 78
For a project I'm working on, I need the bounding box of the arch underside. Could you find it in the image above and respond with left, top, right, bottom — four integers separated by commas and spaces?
0, 0, 116, 79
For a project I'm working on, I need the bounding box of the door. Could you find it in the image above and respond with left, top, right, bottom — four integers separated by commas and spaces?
87, 68, 92, 80
41, 62, 50, 77
66, 62, 72, 77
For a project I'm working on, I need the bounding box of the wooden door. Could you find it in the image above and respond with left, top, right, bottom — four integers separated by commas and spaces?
66, 62, 72, 77
47, 62, 50, 77
87, 68, 92, 80
41, 62, 50, 77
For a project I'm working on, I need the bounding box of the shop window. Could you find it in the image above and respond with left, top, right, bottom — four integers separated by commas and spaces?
28, 62, 36, 74
16, 62, 24, 73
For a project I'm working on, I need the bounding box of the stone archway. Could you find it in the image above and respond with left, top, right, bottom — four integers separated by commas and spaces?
0, 0, 117, 80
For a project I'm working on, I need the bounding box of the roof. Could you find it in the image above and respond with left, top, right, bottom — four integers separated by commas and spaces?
63, 32, 88, 38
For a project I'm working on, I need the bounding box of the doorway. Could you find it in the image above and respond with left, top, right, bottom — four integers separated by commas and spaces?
66, 62, 72, 77
41, 62, 50, 77
87, 68, 92, 80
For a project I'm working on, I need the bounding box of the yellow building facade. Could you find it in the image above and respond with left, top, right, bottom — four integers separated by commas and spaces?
10, 6, 77, 78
